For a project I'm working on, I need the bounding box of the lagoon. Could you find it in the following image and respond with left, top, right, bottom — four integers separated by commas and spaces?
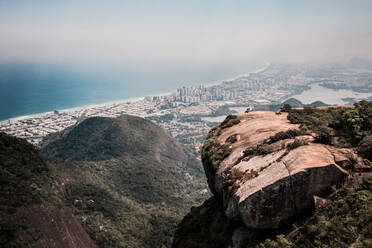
289, 83, 372, 105
201, 116, 227, 123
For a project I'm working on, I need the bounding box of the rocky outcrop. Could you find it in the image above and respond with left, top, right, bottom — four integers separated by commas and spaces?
202, 111, 371, 229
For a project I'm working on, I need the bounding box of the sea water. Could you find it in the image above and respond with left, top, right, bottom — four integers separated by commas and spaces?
0, 61, 259, 121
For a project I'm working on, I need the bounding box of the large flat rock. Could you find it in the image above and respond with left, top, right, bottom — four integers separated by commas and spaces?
213, 111, 299, 194
202, 111, 369, 229
226, 144, 349, 228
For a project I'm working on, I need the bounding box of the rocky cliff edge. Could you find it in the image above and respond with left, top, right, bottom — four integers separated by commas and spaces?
201, 111, 371, 229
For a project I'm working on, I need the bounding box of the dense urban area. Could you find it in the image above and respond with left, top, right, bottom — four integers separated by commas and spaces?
2, 62, 372, 157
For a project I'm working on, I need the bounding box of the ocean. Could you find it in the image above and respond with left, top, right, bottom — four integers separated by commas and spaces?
0, 61, 260, 121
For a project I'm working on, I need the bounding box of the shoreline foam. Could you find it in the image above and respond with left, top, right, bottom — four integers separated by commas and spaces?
1, 63, 269, 123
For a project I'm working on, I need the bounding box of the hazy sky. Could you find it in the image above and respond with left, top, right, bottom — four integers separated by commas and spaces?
1, 0, 372, 65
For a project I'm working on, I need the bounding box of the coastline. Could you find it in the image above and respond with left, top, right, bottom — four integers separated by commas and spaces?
204, 62, 271, 87
0, 95, 146, 124
1, 63, 269, 123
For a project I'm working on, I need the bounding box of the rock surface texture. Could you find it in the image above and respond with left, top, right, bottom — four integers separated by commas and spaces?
202, 111, 370, 229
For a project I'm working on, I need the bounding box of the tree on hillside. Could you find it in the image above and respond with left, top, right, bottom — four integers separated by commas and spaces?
357, 135, 372, 160
281, 104, 292, 112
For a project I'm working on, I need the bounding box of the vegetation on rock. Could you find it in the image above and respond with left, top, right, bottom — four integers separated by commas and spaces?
220, 115, 241, 129
286, 139, 308, 150
243, 144, 272, 157
287, 101, 372, 155
202, 115, 240, 171
174, 101, 372, 248
266, 129, 304, 144
257, 174, 372, 248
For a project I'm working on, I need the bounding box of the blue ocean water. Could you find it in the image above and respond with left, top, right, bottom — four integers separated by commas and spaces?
0, 61, 259, 121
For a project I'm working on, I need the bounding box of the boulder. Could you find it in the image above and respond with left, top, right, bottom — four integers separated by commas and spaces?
202, 111, 370, 229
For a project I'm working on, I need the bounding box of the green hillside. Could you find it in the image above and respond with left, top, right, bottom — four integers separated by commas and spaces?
0, 132, 59, 207
258, 175, 372, 248
40, 115, 208, 247
40, 115, 187, 162
0, 133, 99, 248
1, 114, 208, 248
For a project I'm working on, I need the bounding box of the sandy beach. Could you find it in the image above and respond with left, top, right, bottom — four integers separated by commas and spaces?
2, 63, 269, 123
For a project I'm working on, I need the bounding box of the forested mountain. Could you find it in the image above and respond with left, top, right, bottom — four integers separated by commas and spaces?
1, 115, 209, 247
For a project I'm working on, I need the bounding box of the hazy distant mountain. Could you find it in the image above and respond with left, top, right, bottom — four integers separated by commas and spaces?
306, 100, 328, 107
280, 98, 328, 108
280, 98, 304, 108
254, 98, 329, 111
347, 57, 372, 68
